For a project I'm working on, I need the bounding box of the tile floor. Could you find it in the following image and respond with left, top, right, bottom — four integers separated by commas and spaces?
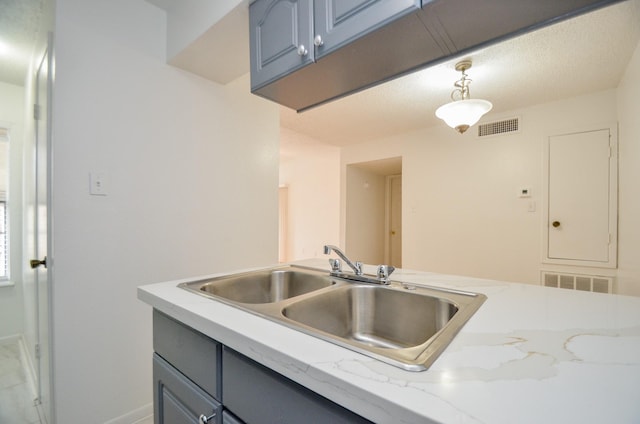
0, 340, 41, 424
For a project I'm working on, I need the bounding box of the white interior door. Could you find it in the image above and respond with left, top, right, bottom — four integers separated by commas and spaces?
386, 175, 402, 267
31, 37, 52, 423
546, 128, 616, 266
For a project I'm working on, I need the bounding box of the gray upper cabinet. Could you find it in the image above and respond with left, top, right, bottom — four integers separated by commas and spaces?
313, 0, 421, 59
250, 0, 433, 111
250, 0, 622, 111
250, 0, 314, 90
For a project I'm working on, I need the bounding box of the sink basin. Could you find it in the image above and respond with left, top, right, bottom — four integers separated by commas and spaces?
282, 285, 457, 350
179, 265, 486, 371
181, 266, 333, 304
280, 283, 484, 370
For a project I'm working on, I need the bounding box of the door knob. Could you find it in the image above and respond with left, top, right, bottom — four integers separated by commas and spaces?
552, 221, 561, 228
30, 257, 47, 269
297, 44, 308, 56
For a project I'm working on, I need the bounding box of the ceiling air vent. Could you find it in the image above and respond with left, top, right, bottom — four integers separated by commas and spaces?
477, 117, 520, 138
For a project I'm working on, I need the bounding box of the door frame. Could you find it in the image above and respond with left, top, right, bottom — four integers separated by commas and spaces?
541, 122, 618, 268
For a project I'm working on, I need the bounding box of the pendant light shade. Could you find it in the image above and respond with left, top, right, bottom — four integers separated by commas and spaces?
435, 60, 492, 134
435, 99, 493, 134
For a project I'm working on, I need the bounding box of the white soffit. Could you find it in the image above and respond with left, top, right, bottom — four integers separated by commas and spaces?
167, 3, 249, 84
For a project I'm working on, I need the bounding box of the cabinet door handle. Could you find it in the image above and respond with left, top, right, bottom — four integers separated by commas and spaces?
297, 44, 308, 56
314, 35, 324, 47
552, 221, 561, 228
198, 413, 216, 424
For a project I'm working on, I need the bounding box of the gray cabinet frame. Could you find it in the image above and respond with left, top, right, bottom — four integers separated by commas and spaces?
152, 309, 372, 424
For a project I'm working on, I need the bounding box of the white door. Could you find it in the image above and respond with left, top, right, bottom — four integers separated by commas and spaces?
386, 175, 402, 267
546, 128, 616, 266
30, 39, 52, 422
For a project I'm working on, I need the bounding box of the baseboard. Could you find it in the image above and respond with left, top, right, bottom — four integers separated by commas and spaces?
17, 335, 39, 399
0, 333, 21, 345
103, 403, 153, 424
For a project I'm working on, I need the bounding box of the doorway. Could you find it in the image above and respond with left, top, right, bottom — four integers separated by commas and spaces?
0, 42, 51, 424
345, 157, 402, 267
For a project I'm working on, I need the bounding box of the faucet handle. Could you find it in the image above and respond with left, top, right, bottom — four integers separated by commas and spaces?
376, 265, 395, 280
354, 261, 363, 276
329, 258, 342, 272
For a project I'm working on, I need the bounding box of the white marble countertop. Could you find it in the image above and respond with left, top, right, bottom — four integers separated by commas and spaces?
138, 259, 640, 424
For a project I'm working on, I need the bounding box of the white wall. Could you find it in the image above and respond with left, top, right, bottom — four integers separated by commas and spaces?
51, 0, 279, 422
342, 88, 628, 288
279, 127, 340, 260
616, 40, 640, 297
0, 81, 25, 338
345, 165, 386, 264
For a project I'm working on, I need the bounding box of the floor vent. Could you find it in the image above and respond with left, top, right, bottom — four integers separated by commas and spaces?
541, 271, 613, 294
478, 117, 520, 137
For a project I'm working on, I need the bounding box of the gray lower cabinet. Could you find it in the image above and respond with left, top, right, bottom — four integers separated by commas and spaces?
222, 410, 243, 424
153, 310, 223, 424
154, 354, 222, 424
152, 310, 371, 424
222, 346, 371, 424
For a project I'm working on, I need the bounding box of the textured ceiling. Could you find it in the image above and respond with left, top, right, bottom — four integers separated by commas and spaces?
0, 0, 44, 86
2, 0, 639, 145
281, 0, 640, 146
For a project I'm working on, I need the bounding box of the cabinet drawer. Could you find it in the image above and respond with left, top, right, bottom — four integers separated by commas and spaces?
154, 354, 221, 424
222, 347, 371, 424
153, 310, 221, 399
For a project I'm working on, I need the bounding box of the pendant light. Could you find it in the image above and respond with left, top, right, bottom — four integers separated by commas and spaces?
435, 60, 492, 134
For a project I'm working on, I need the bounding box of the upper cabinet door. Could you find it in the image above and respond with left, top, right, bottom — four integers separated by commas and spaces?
250, 0, 314, 90
313, 0, 421, 59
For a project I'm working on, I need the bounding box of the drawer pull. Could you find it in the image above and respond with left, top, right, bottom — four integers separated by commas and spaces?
199, 413, 216, 424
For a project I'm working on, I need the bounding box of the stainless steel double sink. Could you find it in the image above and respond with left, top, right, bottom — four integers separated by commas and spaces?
179, 265, 486, 371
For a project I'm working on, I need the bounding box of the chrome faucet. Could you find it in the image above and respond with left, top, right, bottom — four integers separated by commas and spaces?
323, 245, 363, 276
